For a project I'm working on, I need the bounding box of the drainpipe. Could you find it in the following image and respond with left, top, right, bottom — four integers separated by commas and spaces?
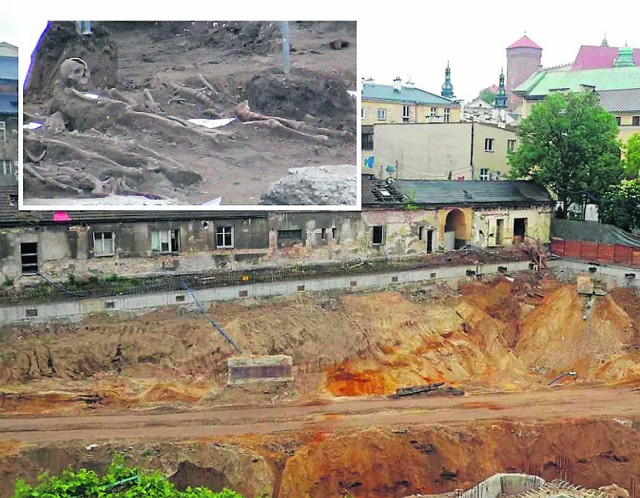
469, 121, 475, 180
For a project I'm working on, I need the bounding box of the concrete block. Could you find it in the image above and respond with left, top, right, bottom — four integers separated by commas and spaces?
227, 354, 293, 385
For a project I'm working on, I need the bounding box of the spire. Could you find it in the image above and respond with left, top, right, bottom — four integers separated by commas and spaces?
495, 68, 507, 109
441, 61, 454, 99
601, 32, 608, 47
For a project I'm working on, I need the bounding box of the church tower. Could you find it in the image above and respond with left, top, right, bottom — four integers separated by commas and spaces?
495, 68, 507, 109
506, 33, 542, 111
441, 61, 454, 99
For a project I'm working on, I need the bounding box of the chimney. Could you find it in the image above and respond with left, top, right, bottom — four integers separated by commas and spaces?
393, 77, 402, 92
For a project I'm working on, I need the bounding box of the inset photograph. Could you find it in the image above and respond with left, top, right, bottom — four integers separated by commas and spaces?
22, 21, 357, 207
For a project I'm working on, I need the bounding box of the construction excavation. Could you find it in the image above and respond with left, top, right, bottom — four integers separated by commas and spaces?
0, 266, 638, 497
21, 21, 357, 206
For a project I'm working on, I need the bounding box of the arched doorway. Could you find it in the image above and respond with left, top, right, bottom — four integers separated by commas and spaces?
444, 209, 467, 250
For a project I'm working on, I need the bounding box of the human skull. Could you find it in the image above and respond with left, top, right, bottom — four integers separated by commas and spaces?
59, 58, 90, 90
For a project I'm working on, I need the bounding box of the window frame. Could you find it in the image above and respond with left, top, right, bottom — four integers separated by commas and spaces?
215, 225, 235, 249
1, 160, 13, 175
0, 121, 5, 143
20, 242, 39, 275
402, 104, 410, 122
507, 139, 516, 152
633, 115, 640, 126
479, 168, 490, 181
377, 108, 387, 121
484, 138, 494, 152
151, 229, 180, 253
93, 231, 115, 257
372, 225, 385, 246
443, 107, 451, 123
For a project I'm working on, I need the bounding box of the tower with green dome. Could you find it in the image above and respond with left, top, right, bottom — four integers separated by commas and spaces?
441, 61, 455, 99
614, 43, 635, 67
495, 68, 508, 109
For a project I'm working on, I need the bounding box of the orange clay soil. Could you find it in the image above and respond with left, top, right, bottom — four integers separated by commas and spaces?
1, 274, 638, 415
1, 418, 638, 498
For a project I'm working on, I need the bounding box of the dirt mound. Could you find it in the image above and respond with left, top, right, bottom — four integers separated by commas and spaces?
244, 70, 356, 130
25, 21, 118, 100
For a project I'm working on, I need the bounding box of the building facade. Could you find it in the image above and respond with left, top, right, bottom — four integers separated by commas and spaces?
361, 79, 460, 126
0, 181, 553, 288
514, 63, 640, 142
370, 122, 518, 181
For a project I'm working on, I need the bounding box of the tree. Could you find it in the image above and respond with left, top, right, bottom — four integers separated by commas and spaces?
479, 89, 495, 105
600, 179, 640, 232
623, 132, 640, 179
508, 91, 623, 218
13, 454, 244, 498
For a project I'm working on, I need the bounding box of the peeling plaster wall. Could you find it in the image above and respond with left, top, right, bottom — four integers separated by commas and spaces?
0, 206, 554, 286
473, 206, 553, 247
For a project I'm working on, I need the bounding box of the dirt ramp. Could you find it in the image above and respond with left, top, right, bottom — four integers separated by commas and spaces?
25, 21, 117, 100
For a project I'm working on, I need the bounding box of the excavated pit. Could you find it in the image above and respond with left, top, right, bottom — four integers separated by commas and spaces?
1, 418, 638, 498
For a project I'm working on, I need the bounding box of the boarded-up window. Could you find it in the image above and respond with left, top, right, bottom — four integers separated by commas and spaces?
277, 229, 303, 248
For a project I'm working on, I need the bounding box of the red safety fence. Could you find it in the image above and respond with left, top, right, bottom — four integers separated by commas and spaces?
551, 237, 640, 268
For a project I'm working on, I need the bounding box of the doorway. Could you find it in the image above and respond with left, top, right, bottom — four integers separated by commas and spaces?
445, 209, 466, 249
495, 219, 504, 246
513, 217, 527, 244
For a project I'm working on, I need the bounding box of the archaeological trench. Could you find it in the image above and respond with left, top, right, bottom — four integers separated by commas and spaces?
22, 21, 357, 206
0, 268, 639, 497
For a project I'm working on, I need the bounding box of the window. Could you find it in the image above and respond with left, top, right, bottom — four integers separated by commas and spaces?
484, 138, 494, 152
20, 242, 39, 275
430, 107, 438, 118
479, 168, 489, 181
93, 232, 115, 257
361, 107, 365, 119
616, 116, 621, 126
151, 229, 180, 253
0, 121, 5, 143
332, 227, 337, 239
372, 225, 385, 245
362, 132, 373, 150
444, 108, 450, 123
1, 160, 13, 175
377, 108, 386, 120
277, 229, 303, 248
402, 105, 410, 122
216, 226, 234, 248
507, 139, 516, 151
321, 228, 327, 240
418, 226, 424, 241
633, 116, 640, 126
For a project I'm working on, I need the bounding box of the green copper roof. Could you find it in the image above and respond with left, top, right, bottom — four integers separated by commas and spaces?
514, 66, 640, 97
615, 45, 635, 67
362, 82, 455, 105
441, 62, 454, 99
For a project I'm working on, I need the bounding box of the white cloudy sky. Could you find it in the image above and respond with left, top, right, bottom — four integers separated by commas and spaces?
2, 0, 640, 100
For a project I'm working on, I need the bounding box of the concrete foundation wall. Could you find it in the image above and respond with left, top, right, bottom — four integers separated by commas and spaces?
461, 473, 545, 498
0, 260, 535, 325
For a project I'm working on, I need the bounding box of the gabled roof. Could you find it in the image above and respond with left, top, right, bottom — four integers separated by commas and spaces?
596, 88, 640, 112
514, 66, 640, 97
363, 180, 553, 207
362, 82, 456, 106
572, 45, 640, 70
507, 35, 542, 50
